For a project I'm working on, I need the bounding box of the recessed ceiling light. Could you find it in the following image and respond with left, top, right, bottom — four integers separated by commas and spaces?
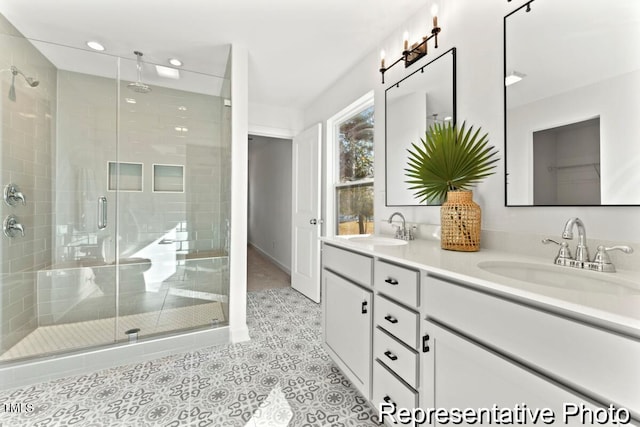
168, 58, 183, 67
178, 106, 187, 111
125, 98, 137, 104
505, 71, 526, 87
156, 65, 180, 79
86, 41, 105, 51
174, 126, 188, 132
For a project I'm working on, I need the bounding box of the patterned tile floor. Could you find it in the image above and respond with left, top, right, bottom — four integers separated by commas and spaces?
0, 288, 380, 426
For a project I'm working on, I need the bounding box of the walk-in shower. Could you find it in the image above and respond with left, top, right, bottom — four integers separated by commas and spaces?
0, 13, 232, 371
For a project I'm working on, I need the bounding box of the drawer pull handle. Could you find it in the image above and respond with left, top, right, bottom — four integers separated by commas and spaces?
383, 395, 395, 406
384, 350, 398, 361
361, 301, 368, 314
384, 315, 398, 324
384, 278, 399, 285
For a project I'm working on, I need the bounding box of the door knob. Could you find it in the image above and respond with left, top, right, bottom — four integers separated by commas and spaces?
309, 218, 324, 225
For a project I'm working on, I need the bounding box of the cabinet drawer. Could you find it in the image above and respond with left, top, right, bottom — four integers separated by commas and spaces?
373, 360, 418, 424
323, 244, 372, 286
375, 294, 419, 349
374, 328, 419, 388
374, 259, 419, 307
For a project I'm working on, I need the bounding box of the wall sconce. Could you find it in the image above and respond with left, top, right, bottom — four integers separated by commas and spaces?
379, 5, 441, 84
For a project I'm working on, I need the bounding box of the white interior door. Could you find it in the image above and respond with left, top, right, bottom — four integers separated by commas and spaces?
291, 123, 322, 302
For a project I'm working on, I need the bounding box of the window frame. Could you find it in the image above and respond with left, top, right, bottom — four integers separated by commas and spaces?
325, 91, 375, 237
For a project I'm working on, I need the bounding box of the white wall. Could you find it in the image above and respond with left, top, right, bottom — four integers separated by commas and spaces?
248, 135, 292, 272
229, 44, 249, 343
249, 102, 304, 139
303, 0, 640, 245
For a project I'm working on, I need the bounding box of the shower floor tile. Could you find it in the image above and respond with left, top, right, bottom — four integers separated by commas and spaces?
0, 302, 225, 361
0, 288, 379, 426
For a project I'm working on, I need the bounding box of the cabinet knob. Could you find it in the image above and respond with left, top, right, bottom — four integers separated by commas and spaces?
384, 278, 399, 285
384, 315, 398, 324
384, 350, 398, 361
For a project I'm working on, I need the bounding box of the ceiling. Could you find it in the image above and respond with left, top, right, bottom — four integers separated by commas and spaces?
0, 0, 428, 110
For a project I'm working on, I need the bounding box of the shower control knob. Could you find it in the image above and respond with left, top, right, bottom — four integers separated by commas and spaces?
3, 214, 25, 238
4, 183, 26, 206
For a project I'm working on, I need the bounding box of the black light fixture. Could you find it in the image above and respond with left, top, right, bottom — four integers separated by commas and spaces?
379, 6, 441, 84
507, 0, 533, 12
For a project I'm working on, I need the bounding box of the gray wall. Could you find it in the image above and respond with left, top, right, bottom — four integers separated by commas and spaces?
0, 15, 57, 352
55, 70, 231, 265
248, 135, 292, 272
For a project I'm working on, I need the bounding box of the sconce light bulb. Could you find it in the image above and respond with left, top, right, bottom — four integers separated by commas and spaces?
403, 31, 409, 50
380, 50, 385, 68
431, 4, 439, 27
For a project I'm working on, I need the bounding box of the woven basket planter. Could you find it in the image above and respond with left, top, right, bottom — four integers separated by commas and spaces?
440, 190, 481, 251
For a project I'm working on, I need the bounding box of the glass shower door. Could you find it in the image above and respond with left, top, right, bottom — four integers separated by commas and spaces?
113, 54, 231, 341
0, 28, 120, 362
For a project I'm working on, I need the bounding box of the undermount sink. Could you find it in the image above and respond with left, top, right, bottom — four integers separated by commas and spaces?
478, 261, 640, 295
347, 236, 408, 246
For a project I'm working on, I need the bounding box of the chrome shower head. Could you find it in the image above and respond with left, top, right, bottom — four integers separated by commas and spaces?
127, 81, 151, 93
128, 51, 152, 94
25, 77, 39, 87
8, 65, 39, 101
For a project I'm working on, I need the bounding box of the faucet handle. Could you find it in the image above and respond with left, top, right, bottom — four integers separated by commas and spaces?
592, 245, 633, 264
542, 238, 572, 263
598, 245, 634, 255
589, 245, 633, 273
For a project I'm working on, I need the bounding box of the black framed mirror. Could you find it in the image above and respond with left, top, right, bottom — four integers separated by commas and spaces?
385, 47, 456, 206
504, 0, 640, 206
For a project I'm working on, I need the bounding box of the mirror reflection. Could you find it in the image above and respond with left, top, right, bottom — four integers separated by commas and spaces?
505, 0, 640, 206
385, 48, 456, 206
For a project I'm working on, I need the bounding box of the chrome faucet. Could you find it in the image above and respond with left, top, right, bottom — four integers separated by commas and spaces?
562, 217, 589, 262
543, 217, 634, 272
388, 212, 414, 240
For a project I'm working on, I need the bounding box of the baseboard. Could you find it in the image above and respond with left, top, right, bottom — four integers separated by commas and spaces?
248, 242, 291, 275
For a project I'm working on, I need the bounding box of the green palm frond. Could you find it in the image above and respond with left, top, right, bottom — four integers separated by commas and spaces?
405, 121, 499, 203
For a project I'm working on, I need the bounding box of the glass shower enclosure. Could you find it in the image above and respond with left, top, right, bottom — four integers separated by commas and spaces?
0, 14, 231, 363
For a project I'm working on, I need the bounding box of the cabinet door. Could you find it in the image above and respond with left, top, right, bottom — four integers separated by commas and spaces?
323, 269, 372, 397
422, 321, 615, 426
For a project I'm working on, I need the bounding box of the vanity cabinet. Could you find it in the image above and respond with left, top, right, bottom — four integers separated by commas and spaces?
423, 274, 640, 423
322, 244, 373, 397
422, 321, 603, 426
321, 239, 639, 425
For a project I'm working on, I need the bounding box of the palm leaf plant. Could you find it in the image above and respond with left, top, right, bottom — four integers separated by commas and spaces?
405, 121, 499, 204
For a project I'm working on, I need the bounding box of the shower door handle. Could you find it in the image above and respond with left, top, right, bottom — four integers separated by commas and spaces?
97, 197, 107, 229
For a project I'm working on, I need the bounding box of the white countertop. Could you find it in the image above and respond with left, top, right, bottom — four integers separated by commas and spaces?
321, 235, 640, 339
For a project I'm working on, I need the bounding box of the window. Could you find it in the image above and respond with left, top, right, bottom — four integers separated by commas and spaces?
331, 95, 374, 236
